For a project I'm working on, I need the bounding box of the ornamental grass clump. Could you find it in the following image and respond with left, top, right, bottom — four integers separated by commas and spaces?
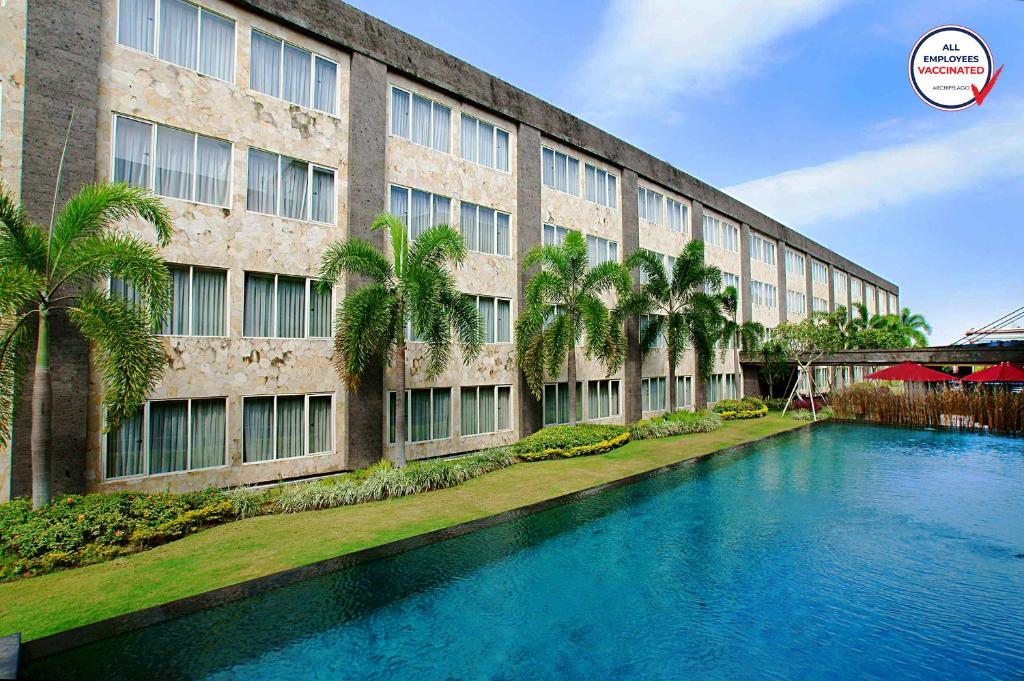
629, 410, 722, 440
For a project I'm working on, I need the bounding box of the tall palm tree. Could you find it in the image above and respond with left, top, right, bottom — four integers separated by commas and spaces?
515, 230, 629, 425
897, 307, 931, 347
0, 181, 173, 508
719, 285, 765, 399
621, 240, 726, 411
318, 214, 482, 467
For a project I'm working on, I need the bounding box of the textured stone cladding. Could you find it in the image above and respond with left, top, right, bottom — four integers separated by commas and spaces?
749, 230, 781, 331
0, 0, 25, 195
381, 74, 520, 460
88, 0, 352, 492
700, 207, 741, 376
811, 259, 830, 307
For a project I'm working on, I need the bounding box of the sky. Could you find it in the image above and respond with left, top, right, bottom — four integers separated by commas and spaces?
348, 0, 1024, 344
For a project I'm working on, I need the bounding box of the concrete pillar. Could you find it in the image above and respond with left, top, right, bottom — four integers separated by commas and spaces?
691, 201, 707, 409
739, 224, 752, 324
804, 252, 813, 316
827, 263, 837, 312
777, 239, 788, 323
343, 53, 388, 469
11, 0, 102, 497
846, 273, 853, 319
516, 124, 543, 437
621, 169, 642, 423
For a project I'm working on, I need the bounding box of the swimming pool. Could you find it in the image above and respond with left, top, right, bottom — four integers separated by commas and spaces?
28, 424, 1024, 679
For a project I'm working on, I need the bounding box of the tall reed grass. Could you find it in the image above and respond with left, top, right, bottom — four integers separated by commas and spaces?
831, 386, 1023, 436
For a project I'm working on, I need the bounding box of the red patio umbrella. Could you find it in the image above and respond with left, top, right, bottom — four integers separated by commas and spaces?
962, 362, 1024, 383
865, 361, 959, 382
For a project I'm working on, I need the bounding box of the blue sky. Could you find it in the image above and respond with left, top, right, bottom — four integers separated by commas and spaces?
349, 0, 1024, 344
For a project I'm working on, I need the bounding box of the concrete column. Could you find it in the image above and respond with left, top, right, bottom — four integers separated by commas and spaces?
827, 263, 836, 312
344, 53, 388, 469
804, 252, 813, 316
875, 286, 881, 316
516, 124, 543, 437
11, 0, 102, 497
777, 239, 788, 323
846, 273, 853, 319
691, 201, 707, 409
739, 224, 752, 324
621, 169, 642, 423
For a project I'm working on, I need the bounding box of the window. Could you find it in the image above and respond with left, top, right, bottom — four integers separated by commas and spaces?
247, 149, 335, 222
388, 388, 451, 443
389, 185, 451, 241
112, 265, 226, 336
889, 294, 898, 312
667, 198, 689, 234
811, 261, 828, 284
460, 113, 509, 171
851, 279, 863, 304
389, 86, 451, 153
543, 382, 583, 426
105, 397, 226, 478
637, 186, 663, 224
542, 223, 569, 247
675, 376, 693, 409
460, 202, 510, 256
117, 0, 235, 82
865, 284, 876, 309
460, 385, 512, 436
722, 272, 741, 294
585, 164, 617, 208
787, 290, 807, 315
813, 296, 829, 313
541, 146, 580, 195
243, 273, 332, 338
250, 29, 337, 114
467, 295, 511, 343
785, 249, 805, 276
641, 377, 667, 412
750, 280, 778, 308
586, 235, 618, 267
243, 393, 333, 461
639, 314, 666, 348
703, 214, 739, 252
705, 374, 737, 404
587, 380, 620, 420
834, 270, 848, 292
113, 115, 231, 207
750, 233, 776, 265
814, 367, 830, 390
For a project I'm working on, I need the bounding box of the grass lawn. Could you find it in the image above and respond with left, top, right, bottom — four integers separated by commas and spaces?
0, 414, 807, 642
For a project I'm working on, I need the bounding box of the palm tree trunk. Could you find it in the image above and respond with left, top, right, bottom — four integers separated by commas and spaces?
31, 306, 52, 509
667, 356, 676, 412
567, 348, 577, 426
393, 341, 407, 468
734, 345, 743, 400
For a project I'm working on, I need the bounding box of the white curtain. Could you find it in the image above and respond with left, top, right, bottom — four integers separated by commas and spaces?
158, 0, 198, 70
542, 147, 554, 187
588, 383, 599, 421
243, 397, 274, 462
495, 129, 509, 172
308, 282, 332, 337
460, 388, 477, 437
308, 395, 332, 453
198, 9, 234, 81
310, 168, 334, 223
496, 299, 510, 342
195, 136, 230, 206
106, 411, 144, 478
114, 117, 152, 188
410, 390, 431, 442
410, 190, 430, 240
149, 400, 188, 473
276, 276, 305, 338
478, 297, 495, 343
249, 31, 281, 97
118, 0, 155, 52
477, 121, 493, 167
244, 273, 274, 337
155, 125, 194, 200
554, 152, 566, 192
276, 396, 304, 458
391, 87, 410, 138
281, 158, 308, 219
460, 114, 477, 162
432, 196, 450, 228
478, 208, 494, 254
433, 389, 451, 440
557, 383, 569, 424
190, 399, 225, 469
431, 103, 450, 153
607, 174, 616, 208
544, 384, 557, 426
587, 235, 598, 268
110, 277, 142, 306
460, 203, 478, 251
411, 94, 431, 146
496, 213, 509, 257
585, 165, 596, 203
478, 387, 494, 433
389, 185, 408, 225
313, 56, 337, 114
611, 381, 620, 416
496, 387, 510, 431
282, 43, 311, 106
191, 268, 225, 336
161, 266, 190, 335
247, 149, 278, 214
600, 382, 610, 418
567, 157, 579, 195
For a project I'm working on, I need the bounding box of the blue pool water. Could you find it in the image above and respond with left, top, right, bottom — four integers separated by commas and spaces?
30, 424, 1024, 680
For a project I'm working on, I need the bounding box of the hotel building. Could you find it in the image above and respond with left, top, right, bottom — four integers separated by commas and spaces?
0, 0, 897, 498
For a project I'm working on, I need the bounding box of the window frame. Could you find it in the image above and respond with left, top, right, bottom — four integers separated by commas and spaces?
666, 197, 689, 234
459, 201, 512, 257
242, 272, 334, 339
460, 384, 514, 438
388, 183, 452, 240
637, 185, 665, 224
389, 84, 452, 154
542, 381, 583, 427
586, 234, 619, 267
541, 145, 581, 196
246, 147, 336, 224
586, 379, 620, 421
584, 163, 617, 208
115, 263, 230, 338
465, 294, 513, 344
641, 376, 668, 413
459, 111, 511, 172
241, 392, 335, 463
387, 387, 452, 444
787, 290, 807, 315
249, 28, 339, 115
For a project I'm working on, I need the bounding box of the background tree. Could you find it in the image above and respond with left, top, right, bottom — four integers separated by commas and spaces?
319, 214, 482, 467
758, 339, 790, 398
621, 240, 726, 411
719, 285, 765, 400
515, 230, 629, 425
0, 181, 173, 508
771, 312, 844, 419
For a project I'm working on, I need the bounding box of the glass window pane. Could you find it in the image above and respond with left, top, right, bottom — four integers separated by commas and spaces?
496, 213, 509, 256
542, 148, 555, 188
496, 386, 511, 431
567, 157, 579, 195
280, 158, 308, 219
149, 400, 188, 473
308, 281, 332, 338
246, 149, 278, 214
460, 387, 478, 437
460, 203, 478, 251
308, 395, 333, 454
195, 135, 230, 206
243, 273, 274, 337
113, 116, 152, 188
311, 167, 335, 223
191, 268, 225, 336
478, 387, 495, 433
585, 165, 596, 202
276, 396, 305, 458
496, 299, 510, 343
608, 174, 616, 208
106, 410, 145, 478
154, 125, 194, 200
495, 129, 509, 171
432, 195, 451, 228
432, 102, 450, 153
389, 185, 409, 225
244, 397, 274, 462
391, 88, 410, 138
557, 383, 568, 424
478, 122, 494, 167
276, 276, 306, 338
410, 389, 432, 442
478, 208, 494, 254
478, 297, 495, 344
410, 190, 430, 240
160, 265, 190, 335
198, 9, 234, 81
460, 114, 477, 162
190, 398, 225, 469
158, 0, 198, 70
313, 56, 337, 114
543, 384, 557, 426
388, 392, 396, 444
249, 31, 280, 97
412, 95, 431, 146
119, 0, 155, 53
433, 389, 451, 440
282, 43, 311, 106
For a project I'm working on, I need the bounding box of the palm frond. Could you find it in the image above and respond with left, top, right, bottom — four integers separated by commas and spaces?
371, 213, 407, 277
318, 237, 393, 288
0, 264, 44, 315
0, 311, 31, 446
333, 283, 398, 391
408, 224, 467, 271
0, 184, 47, 273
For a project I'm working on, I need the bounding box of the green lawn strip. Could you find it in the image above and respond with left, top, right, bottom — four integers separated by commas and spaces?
0, 414, 805, 642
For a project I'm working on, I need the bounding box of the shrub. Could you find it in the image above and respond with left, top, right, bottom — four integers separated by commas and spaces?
712, 396, 768, 420
508, 424, 628, 458
791, 396, 830, 411
517, 431, 631, 461
629, 410, 722, 440
764, 398, 789, 411
790, 407, 833, 421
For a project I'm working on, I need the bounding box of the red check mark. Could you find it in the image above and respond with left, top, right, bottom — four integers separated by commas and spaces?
972, 64, 1004, 106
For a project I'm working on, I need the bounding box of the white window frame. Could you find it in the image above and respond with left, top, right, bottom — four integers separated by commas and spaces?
787, 290, 807, 315
542, 381, 583, 426
387, 387, 452, 444
459, 201, 512, 257
666, 197, 689, 234
641, 376, 667, 413
674, 376, 694, 410
584, 163, 617, 208
639, 314, 666, 348
542, 223, 569, 247
388, 184, 452, 238
460, 384, 514, 438
249, 28, 339, 115
812, 296, 829, 313
750, 233, 776, 265
811, 261, 828, 285
586, 379, 620, 421
459, 112, 510, 171
242, 393, 335, 463
786, 249, 806, 277
246, 148, 335, 224
586, 234, 619, 266
750, 280, 778, 309
389, 85, 451, 153
468, 294, 512, 344
242, 272, 333, 339
638, 185, 664, 224
541, 145, 580, 196
125, 264, 230, 338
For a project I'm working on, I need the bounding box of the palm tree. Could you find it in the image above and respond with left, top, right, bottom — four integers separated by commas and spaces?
897, 307, 931, 347
515, 230, 629, 425
621, 240, 727, 411
0, 181, 173, 508
318, 214, 482, 467
719, 285, 765, 399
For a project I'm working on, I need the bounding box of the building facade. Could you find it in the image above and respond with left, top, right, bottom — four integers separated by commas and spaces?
0, 0, 898, 499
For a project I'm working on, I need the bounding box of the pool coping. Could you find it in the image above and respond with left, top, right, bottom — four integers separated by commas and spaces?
20, 420, 820, 666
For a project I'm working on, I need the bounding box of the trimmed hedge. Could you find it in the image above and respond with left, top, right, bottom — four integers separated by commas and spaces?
517, 431, 631, 461
712, 397, 768, 420
629, 410, 722, 440
508, 424, 629, 459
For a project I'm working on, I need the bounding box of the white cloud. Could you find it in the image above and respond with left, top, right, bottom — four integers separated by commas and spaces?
724, 101, 1024, 227
574, 0, 848, 118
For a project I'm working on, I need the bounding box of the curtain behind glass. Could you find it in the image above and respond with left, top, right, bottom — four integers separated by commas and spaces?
496, 387, 510, 431
114, 117, 152, 188
544, 385, 557, 426
119, 0, 155, 52
432, 196, 450, 228
611, 381, 620, 415
192, 268, 225, 336
495, 129, 509, 172
557, 383, 569, 424
460, 388, 477, 437
496, 299, 510, 343
391, 88, 410, 137
308, 395, 332, 453
389, 186, 409, 225
496, 213, 509, 256
190, 399, 225, 468
460, 203, 477, 251
155, 125, 194, 200
431, 103, 450, 153
433, 389, 450, 439
608, 175, 617, 208
310, 168, 334, 223
600, 382, 610, 418
250, 31, 281, 97
198, 10, 233, 81
160, 266, 190, 335
106, 411, 144, 478
313, 56, 337, 114
158, 0, 198, 70
276, 276, 305, 338
588, 383, 599, 421
282, 43, 311, 106
244, 273, 274, 336
308, 282, 332, 337
195, 136, 230, 206
243, 397, 274, 462
478, 297, 495, 343
478, 387, 494, 433
585, 165, 596, 202
554, 152, 566, 192
411, 95, 431, 146
247, 149, 278, 214
410, 390, 431, 442
460, 114, 477, 162
542, 148, 554, 187
149, 401, 187, 473
410, 190, 430, 240
567, 158, 580, 195
478, 208, 494, 254
276, 396, 304, 458
477, 122, 493, 167
280, 158, 308, 219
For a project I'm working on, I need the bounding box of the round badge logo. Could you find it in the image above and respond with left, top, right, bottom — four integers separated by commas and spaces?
909, 25, 992, 110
